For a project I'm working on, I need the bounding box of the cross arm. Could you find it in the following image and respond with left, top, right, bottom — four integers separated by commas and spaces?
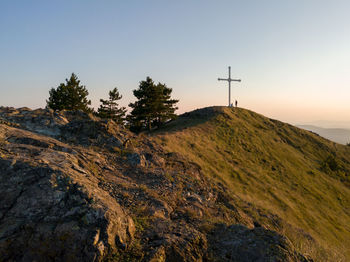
218, 78, 241, 82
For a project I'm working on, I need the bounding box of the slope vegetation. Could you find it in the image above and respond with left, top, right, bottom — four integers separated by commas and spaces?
0, 106, 313, 262
152, 106, 350, 261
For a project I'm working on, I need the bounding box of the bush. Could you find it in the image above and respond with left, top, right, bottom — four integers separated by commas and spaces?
322, 155, 340, 172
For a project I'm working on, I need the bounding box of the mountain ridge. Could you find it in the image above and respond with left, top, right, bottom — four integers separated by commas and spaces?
152, 106, 350, 261
0, 106, 349, 261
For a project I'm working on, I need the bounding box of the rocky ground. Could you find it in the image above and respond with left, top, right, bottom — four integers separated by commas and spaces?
0, 107, 312, 261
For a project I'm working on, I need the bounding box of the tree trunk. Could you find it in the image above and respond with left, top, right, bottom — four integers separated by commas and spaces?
148, 118, 152, 131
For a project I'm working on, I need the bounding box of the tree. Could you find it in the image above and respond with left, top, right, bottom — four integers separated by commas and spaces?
128, 77, 178, 131
97, 87, 127, 124
46, 73, 92, 112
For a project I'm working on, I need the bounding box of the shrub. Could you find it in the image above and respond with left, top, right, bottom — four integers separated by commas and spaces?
321, 155, 340, 172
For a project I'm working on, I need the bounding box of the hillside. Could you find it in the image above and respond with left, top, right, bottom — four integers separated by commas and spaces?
153, 106, 350, 261
0, 106, 349, 261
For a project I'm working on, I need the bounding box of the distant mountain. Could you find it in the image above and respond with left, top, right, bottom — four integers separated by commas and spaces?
301, 120, 350, 129
297, 125, 350, 145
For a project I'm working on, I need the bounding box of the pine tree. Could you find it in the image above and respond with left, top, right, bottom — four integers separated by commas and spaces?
46, 73, 92, 112
128, 77, 178, 131
97, 87, 127, 124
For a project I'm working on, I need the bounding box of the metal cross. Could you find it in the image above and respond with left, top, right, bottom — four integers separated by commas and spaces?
218, 66, 241, 107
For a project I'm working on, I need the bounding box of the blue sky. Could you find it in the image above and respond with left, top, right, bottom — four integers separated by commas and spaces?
1, 1, 350, 125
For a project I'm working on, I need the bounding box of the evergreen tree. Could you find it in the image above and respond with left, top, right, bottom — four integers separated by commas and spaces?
46, 73, 92, 112
97, 87, 127, 124
128, 77, 178, 131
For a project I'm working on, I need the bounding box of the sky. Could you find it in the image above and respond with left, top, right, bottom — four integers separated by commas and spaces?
1, 0, 350, 127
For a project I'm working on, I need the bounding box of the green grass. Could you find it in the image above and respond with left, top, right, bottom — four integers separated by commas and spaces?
152, 106, 350, 261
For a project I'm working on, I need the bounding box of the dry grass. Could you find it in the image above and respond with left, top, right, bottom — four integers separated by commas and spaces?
151, 106, 350, 261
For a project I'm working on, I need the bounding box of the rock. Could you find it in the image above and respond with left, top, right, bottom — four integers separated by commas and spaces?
0, 124, 134, 261
145, 153, 165, 167
147, 199, 173, 219
0, 107, 129, 150
127, 152, 147, 167
146, 221, 207, 262
208, 224, 312, 262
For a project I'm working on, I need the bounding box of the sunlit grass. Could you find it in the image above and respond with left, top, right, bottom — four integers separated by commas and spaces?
152, 106, 350, 261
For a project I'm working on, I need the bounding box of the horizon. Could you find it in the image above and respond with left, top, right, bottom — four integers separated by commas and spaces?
1, 1, 350, 127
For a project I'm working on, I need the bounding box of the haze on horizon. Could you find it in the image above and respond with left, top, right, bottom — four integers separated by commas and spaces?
1, 1, 350, 127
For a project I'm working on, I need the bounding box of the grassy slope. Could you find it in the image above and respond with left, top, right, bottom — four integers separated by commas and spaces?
152, 106, 350, 261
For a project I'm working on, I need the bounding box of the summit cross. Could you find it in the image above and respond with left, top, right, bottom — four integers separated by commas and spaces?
218, 66, 241, 107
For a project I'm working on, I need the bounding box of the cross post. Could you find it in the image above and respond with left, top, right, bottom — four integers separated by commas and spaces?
218, 66, 241, 107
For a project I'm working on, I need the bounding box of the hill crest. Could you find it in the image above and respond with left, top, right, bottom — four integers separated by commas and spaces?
0, 106, 349, 261
153, 106, 350, 261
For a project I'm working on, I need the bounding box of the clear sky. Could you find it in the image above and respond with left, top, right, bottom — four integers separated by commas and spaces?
1, 0, 350, 126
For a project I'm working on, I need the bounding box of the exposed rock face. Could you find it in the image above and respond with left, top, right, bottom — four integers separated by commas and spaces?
0, 107, 129, 148
0, 125, 134, 261
0, 107, 312, 261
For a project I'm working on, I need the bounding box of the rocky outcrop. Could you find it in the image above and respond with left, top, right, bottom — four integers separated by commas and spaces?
0, 124, 134, 261
0, 106, 130, 148
0, 107, 312, 261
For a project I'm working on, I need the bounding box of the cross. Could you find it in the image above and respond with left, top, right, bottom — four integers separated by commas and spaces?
218, 66, 241, 107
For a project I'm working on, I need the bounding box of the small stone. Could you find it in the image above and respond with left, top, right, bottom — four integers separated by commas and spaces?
127, 152, 147, 167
